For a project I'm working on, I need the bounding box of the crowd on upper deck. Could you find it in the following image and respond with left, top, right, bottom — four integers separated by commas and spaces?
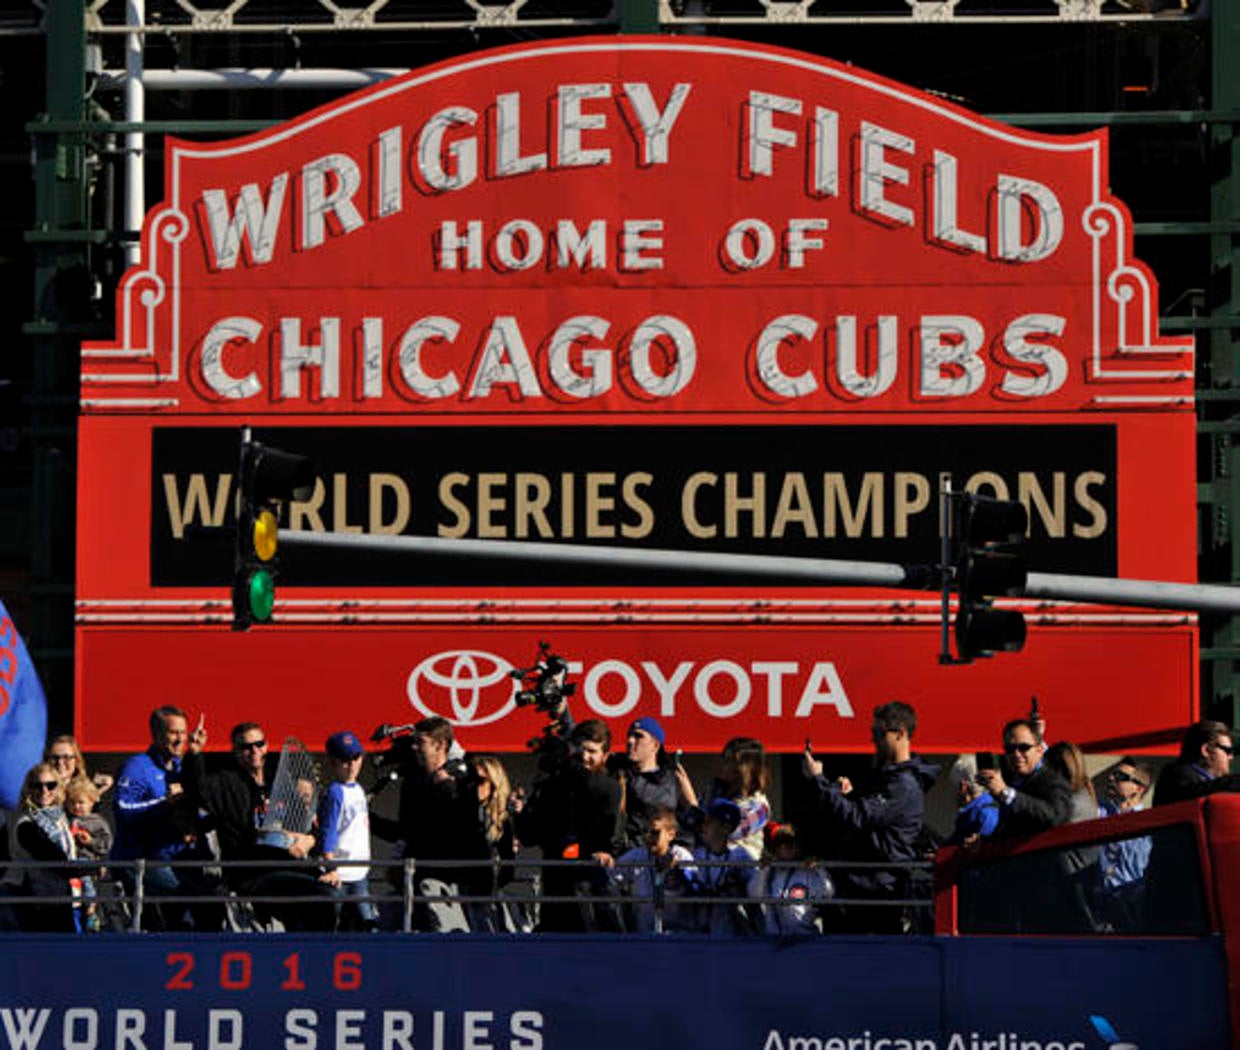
1, 696, 1236, 936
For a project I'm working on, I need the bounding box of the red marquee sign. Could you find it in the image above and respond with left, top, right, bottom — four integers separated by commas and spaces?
77, 38, 1197, 754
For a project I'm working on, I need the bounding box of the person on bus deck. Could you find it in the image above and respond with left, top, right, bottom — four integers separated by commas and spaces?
750, 822, 833, 937
1100, 758, 1154, 822
607, 804, 697, 933
801, 701, 939, 933
376, 716, 478, 932
1153, 720, 1240, 806
111, 705, 222, 932
975, 718, 1071, 836
688, 797, 760, 937
64, 776, 113, 932
689, 737, 773, 861
317, 730, 379, 933
1145, 722, 1239, 933
615, 717, 690, 848
180, 719, 335, 932
1096, 758, 1154, 932
1043, 741, 1104, 932
514, 717, 625, 933
458, 753, 519, 934
44, 735, 113, 796
947, 755, 999, 846
1045, 741, 1098, 825
3, 763, 89, 932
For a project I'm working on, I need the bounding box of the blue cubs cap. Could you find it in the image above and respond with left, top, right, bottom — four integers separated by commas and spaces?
326, 731, 364, 760
628, 716, 665, 747
706, 798, 742, 833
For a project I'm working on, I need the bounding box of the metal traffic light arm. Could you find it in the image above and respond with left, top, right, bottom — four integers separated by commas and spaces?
281, 528, 929, 589
277, 528, 1240, 613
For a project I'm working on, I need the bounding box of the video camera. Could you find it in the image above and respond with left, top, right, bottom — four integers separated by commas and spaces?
367, 722, 417, 794
368, 721, 472, 795
511, 642, 578, 772
512, 641, 575, 713
366, 642, 578, 785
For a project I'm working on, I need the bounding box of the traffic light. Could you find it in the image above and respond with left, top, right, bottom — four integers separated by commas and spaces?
232, 432, 315, 631
953, 495, 1028, 661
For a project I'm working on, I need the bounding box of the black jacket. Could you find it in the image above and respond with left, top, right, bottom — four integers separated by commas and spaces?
995, 762, 1072, 837
811, 755, 940, 897
181, 753, 303, 890
458, 814, 517, 894
11, 811, 92, 932
396, 760, 479, 884
1153, 761, 1240, 807
621, 764, 680, 847
516, 763, 624, 861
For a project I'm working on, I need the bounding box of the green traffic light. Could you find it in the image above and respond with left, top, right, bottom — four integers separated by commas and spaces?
248, 569, 275, 622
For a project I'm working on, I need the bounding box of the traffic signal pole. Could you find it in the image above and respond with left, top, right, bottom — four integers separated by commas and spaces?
277, 528, 1240, 614
939, 476, 954, 664
282, 529, 926, 589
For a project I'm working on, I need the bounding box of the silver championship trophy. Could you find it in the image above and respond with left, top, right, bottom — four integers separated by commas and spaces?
257, 737, 320, 850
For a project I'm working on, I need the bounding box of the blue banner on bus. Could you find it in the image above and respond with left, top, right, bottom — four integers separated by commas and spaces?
0, 935, 1226, 1050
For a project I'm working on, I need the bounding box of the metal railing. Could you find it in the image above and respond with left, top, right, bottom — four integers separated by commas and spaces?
0, 855, 934, 935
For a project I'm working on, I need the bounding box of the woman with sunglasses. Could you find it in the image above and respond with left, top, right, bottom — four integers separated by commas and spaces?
461, 755, 519, 933
44, 735, 114, 795
5, 763, 88, 932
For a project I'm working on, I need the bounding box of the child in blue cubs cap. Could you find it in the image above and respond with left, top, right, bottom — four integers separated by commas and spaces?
319, 730, 377, 931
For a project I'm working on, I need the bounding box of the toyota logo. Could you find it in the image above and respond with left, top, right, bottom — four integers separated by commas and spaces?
406, 650, 518, 727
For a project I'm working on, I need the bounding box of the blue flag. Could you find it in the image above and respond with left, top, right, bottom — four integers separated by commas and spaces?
0, 601, 49, 810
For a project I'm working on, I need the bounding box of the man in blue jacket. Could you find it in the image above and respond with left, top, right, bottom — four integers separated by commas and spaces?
802, 701, 939, 933
112, 705, 220, 930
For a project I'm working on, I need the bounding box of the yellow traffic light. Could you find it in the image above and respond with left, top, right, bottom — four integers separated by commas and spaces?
253, 509, 278, 562
232, 432, 315, 631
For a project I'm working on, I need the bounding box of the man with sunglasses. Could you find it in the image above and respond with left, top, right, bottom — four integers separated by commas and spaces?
975, 718, 1071, 837
182, 720, 334, 931
801, 701, 940, 932
1153, 720, 1240, 806
112, 706, 220, 930
1095, 759, 1154, 931
1102, 760, 1153, 817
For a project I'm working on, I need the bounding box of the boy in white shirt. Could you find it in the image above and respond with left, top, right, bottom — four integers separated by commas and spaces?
608, 805, 696, 933
318, 731, 378, 932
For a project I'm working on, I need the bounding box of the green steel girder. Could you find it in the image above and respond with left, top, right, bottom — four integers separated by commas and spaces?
25, 109, 1240, 138
620, 0, 659, 32
1201, 0, 1240, 725
28, 0, 89, 726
